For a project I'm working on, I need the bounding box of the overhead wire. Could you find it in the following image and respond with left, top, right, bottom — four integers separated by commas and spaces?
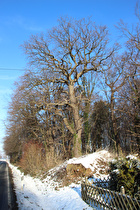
0, 68, 26, 71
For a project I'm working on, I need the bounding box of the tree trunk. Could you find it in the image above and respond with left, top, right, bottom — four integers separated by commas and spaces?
110, 91, 120, 155
69, 83, 82, 157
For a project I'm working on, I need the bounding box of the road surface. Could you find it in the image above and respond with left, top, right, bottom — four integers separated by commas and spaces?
0, 161, 9, 209
0, 161, 17, 210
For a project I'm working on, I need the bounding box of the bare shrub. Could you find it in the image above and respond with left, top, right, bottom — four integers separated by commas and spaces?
20, 142, 63, 176
20, 142, 43, 176
44, 147, 62, 170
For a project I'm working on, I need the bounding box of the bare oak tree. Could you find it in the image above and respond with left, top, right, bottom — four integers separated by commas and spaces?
22, 17, 114, 157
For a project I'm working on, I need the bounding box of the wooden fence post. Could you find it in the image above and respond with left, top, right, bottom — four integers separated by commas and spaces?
120, 186, 125, 194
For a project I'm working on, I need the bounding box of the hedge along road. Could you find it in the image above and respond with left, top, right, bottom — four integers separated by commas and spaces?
0, 161, 17, 210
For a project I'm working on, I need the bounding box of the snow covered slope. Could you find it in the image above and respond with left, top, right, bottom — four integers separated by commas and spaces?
9, 150, 113, 209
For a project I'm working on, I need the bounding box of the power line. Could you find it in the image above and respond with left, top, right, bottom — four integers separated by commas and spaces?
0, 68, 26, 71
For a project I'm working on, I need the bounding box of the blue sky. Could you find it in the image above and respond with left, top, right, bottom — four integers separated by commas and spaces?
0, 0, 138, 155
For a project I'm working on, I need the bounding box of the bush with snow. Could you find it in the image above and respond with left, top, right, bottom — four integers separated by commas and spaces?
109, 155, 140, 197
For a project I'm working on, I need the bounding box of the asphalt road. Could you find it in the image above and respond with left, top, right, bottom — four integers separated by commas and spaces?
0, 161, 9, 210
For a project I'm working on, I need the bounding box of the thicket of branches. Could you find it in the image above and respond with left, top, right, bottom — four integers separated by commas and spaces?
4, 12, 140, 170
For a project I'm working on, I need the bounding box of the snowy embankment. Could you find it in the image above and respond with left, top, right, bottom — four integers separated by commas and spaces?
9, 150, 113, 210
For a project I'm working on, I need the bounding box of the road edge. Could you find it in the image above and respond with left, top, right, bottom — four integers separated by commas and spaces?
7, 163, 18, 209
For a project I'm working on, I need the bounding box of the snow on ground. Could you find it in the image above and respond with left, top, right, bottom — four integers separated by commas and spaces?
9, 150, 113, 210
